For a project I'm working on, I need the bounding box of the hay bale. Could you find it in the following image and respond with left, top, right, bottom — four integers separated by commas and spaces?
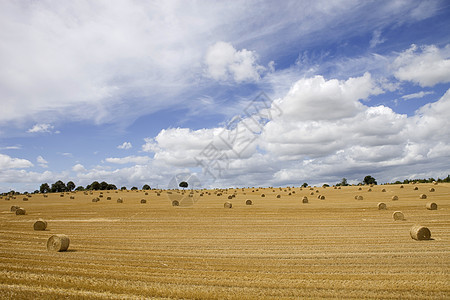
261, 194, 265, 197
92, 198, 99, 202
10, 205, 20, 212
5, 197, 10, 200
140, 199, 147, 204
393, 211, 404, 221
276, 194, 281, 198
228, 195, 233, 199
410, 225, 431, 241
70, 196, 75, 199
419, 194, 427, 199
33, 219, 47, 231
400, 185, 404, 189
224, 201, 232, 208
317, 195, 321, 199
106, 196, 111, 200
60, 194, 64, 197
320, 195, 325, 200
43, 194, 48, 198
99, 194, 103, 198
357, 195, 363, 200
310, 192, 314, 195
117, 198, 123, 203
172, 200, 179, 206
23, 197, 28, 201
145, 192, 148, 195
245, 199, 252, 205
391, 195, 399, 201
377, 202, 387, 210
429, 188, 435, 192
302, 196, 308, 203
47, 234, 70, 252
426, 202, 437, 210
367, 188, 372, 192
358, 187, 362, 190
288, 192, 292, 195
15, 208, 26, 215
381, 189, 386, 192
413, 187, 418, 190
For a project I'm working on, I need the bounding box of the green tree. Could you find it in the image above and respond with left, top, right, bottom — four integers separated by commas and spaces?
51, 180, 66, 192
121, 186, 127, 190
67, 181, 76, 191
100, 181, 109, 190
90, 181, 100, 190
40, 183, 50, 193
75, 186, 84, 191
363, 175, 377, 185
107, 184, 117, 190
179, 181, 188, 189
142, 184, 151, 190
302, 183, 308, 188
131, 186, 138, 190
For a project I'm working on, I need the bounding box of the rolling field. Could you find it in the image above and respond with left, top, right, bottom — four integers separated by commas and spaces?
1, 183, 449, 299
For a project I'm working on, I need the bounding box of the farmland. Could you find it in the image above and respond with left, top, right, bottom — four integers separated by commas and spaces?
1, 183, 449, 299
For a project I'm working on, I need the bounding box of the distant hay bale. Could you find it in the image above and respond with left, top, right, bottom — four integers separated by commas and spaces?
429, 188, 435, 192
378, 202, 387, 210
320, 195, 325, 200
419, 194, 427, 199
370, 184, 374, 187
10, 205, 20, 212
354, 195, 358, 200
392, 195, 399, 201
261, 194, 265, 197
43, 194, 48, 198
224, 201, 232, 208
310, 192, 314, 195
47, 234, 70, 252
33, 219, 47, 231
157, 193, 160, 196
172, 200, 179, 206
5, 197, 10, 200
317, 195, 321, 199
15, 208, 26, 215
99, 194, 103, 198
276, 194, 281, 198
367, 188, 372, 192
106, 197, 111, 200
288, 192, 292, 195
145, 192, 148, 195
358, 187, 362, 190
410, 225, 431, 241
426, 202, 437, 210
302, 196, 308, 203
245, 199, 252, 205
433, 181, 437, 185
60, 194, 64, 197
228, 195, 233, 199
92, 198, 99, 202
413, 187, 418, 190
357, 195, 363, 200
70, 196, 75, 199
393, 211, 404, 221
400, 185, 404, 188
381, 189, 386, 192
292, 191, 295, 194
23, 197, 28, 201
117, 198, 123, 203
140, 199, 147, 204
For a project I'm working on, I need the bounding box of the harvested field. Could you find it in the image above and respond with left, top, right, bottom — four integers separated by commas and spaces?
0, 183, 449, 299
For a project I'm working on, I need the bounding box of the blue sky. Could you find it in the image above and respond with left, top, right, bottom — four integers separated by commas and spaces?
1, 0, 450, 192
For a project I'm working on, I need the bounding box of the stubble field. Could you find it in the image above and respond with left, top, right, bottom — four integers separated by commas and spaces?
0, 183, 449, 299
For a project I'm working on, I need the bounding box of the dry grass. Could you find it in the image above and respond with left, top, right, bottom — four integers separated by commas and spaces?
0, 183, 449, 299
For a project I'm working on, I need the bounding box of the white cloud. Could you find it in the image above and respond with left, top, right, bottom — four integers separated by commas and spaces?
393, 44, 450, 87
27, 123, 54, 133
205, 41, 266, 82
0, 154, 33, 169
401, 91, 434, 100
72, 163, 86, 173
36, 155, 48, 168
117, 142, 132, 150
105, 155, 151, 165
369, 29, 385, 48
0, 145, 21, 150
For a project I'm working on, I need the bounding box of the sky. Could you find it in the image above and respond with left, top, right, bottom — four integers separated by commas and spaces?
1, 0, 450, 192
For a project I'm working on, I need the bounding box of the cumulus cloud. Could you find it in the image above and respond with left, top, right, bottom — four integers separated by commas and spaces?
117, 142, 132, 150
393, 44, 450, 87
205, 41, 267, 82
105, 155, 151, 165
27, 123, 54, 133
72, 163, 87, 173
0, 154, 33, 169
36, 155, 48, 168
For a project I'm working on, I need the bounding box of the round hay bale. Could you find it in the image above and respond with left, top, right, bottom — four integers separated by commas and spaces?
33, 219, 47, 231
157, 193, 161, 196
228, 195, 233, 199
357, 195, 363, 200
145, 192, 148, 195
429, 188, 435, 192
288, 192, 292, 195
92, 198, 99, 202
310, 192, 314, 195
43, 194, 48, 198
317, 195, 321, 199
410, 225, 431, 241
15, 208, 26, 215
106, 197, 111, 200
413, 186, 418, 190
172, 200, 179, 206
140, 199, 147, 204
117, 198, 123, 203
276, 194, 281, 198
98, 194, 103, 198
433, 181, 437, 185
354, 195, 358, 200
245, 199, 252, 205
419, 194, 427, 199
23, 197, 28, 201
320, 195, 325, 200
381, 189, 386, 192
70, 196, 75, 199
378, 202, 387, 210
302, 196, 308, 203
391, 195, 399, 201
224, 201, 232, 208
367, 188, 372, 192
358, 187, 362, 190
400, 185, 404, 188
47, 234, 70, 252
10, 205, 20, 212
261, 194, 265, 197
393, 211, 404, 221
426, 202, 437, 210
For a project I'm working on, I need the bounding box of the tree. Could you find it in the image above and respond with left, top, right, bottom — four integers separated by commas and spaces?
51, 180, 66, 193
100, 181, 109, 190
302, 183, 308, 188
40, 183, 50, 194
90, 181, 100, 190
107, 184, 117, 190
75, 186, 84, 191
363, 175, 377, 185
67, 181, 76, 191
337, 178, 348, 186
131, 186, 138, 190
142, 184, 151, 190
121, 186, 127, 190
179, 181, 188, 189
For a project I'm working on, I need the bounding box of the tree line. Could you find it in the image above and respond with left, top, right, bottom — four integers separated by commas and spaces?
38, 181, 152, 193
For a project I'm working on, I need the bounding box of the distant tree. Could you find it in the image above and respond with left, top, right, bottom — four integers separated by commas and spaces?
51, 180, 66, 193
301, 183, 308, 188
131, 186, 138, 190
33, 190, 39, 194
337, 178, 348, 186
107, 184, 117, 190
100, 181, 109, 190
142, 184, 151, 190
75, 186, 84, 191
90, 181, 100, 190
67, 181, 76, 191
363, 175, 377, 185
179, 181, 188, 189
40, 183, 50, 194
322, 184, 329, 187
121, 186, 127, 190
